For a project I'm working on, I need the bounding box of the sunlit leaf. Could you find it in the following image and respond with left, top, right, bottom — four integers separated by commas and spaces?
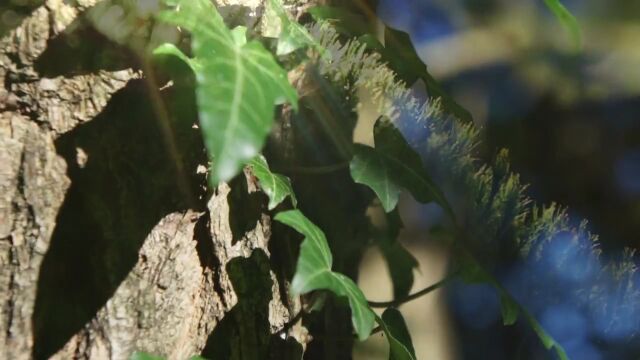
274, 210, 375, 340
377, 308, 416, 360
350, 117, 450, 215
157, 0, 298, 185
542, 0, 582, 50
249, 155, 297, 210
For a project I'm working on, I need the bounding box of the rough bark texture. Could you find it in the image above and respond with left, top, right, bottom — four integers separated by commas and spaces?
0, 0, 308, 359
0, 112, 70, 359
51, 176, 295, 360
1, 1, 136, 358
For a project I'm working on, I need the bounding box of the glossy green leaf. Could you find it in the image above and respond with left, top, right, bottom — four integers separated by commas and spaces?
274, 210, 375, 340
130, 352, 164, 360
350, 118, 451, 216
266, 0, 322, 56
157, 0, 298, 185
377, 308, 416, 360
351, 144, 402, 212
543, 0, 582, 50
249, 155, 297, 210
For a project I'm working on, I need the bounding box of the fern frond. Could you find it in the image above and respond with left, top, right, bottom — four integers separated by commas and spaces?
310, 23, 639, 345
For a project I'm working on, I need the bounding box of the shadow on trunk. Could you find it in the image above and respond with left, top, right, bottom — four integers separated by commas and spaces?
31, 76, 204, 359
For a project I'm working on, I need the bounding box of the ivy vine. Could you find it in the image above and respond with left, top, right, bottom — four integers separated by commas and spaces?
132, 0, 638, 359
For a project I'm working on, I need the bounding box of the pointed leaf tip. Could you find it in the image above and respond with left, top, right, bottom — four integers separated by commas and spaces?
158, 0, 298, 186
274, 210, 375, 340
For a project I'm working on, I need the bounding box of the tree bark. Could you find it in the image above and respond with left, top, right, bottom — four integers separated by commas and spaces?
0, 1, 309, 359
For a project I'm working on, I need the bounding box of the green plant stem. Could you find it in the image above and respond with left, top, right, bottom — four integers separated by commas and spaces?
137, 54, 196, 208
367, 275, 453, 308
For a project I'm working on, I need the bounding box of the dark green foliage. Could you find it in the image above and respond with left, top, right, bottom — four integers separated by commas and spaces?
143, 1, 637, 359
249, 155, 297, 210
378, 308, 416, 360
309, 6, 473, 123
373, 209, 418, 300
274, 210, 376, 340
350, 117, 451, 215
309, 20, 635, 358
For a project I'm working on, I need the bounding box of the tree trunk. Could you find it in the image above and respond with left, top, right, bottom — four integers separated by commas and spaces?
0, 1, 309, 359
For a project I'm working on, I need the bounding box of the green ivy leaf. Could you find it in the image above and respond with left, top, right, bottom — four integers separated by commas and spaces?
308, 6, 471, 123
382, 27, 473, 123
274, 210, 375, 340
542, 0, 582, 51
377, 308, 416, 360
379, 240, 418, 301
351, 144, 402, 212
130, 352, 164, 360
157, 0, 298, 185
249, 155, 297, 210
350, 118, 450, 216
266, 0, 322, 56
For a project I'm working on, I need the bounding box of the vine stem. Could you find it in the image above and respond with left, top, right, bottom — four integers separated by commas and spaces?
278, 309, 305, 336
137, 53, 196, 208
367, 274, 454, 308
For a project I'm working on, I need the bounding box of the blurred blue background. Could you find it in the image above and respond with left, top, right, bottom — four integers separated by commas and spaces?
375, 0, 640, 358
